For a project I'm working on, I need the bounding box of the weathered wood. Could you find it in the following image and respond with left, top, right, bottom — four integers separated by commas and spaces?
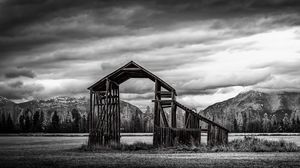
153, 79, 161, 146
171, 91, 177, 128
158, 101, 169, 127
88, 61, 228, 147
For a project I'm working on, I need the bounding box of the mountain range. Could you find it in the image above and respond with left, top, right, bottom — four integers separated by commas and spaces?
0, 96, 150, 133
202, 90, 300, 132
1, 90, 300, 133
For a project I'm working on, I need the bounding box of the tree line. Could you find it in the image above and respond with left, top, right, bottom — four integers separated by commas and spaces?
233, 113, 300, 133
0, 109, 88, 133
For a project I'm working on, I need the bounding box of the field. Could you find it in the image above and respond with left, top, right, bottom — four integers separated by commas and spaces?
0, 134, 300, 168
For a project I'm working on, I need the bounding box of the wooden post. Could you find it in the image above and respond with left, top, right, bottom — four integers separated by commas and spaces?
207, 124, 211, 146
153, 79, 161, 146
89, 90, 93, 134
171, 91, 177, 128
117, 87, 120, 143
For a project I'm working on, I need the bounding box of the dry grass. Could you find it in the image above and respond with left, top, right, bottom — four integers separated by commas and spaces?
171, 136, 299, 152
1, 136, 300, 168
82, 136, 299, 153
81, 141, 154, 152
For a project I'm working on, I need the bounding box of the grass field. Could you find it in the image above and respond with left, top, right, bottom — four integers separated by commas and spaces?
0, 135, 300, 167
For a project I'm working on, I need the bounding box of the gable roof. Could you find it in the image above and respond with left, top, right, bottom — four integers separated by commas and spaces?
88, 61, 177, 95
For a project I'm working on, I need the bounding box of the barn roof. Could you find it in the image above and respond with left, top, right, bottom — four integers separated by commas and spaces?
88, 61, 177, 95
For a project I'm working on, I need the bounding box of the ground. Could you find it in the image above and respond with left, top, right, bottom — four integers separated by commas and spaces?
0, 136, 300, 168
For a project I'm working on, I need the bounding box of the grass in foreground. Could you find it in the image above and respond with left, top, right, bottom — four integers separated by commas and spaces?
81, 136, 299, 152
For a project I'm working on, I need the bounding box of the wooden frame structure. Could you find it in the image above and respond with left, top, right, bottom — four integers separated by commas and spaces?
88, 61, 229, 147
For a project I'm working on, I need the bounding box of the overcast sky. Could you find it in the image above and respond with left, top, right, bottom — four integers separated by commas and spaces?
1, 0, 300, 110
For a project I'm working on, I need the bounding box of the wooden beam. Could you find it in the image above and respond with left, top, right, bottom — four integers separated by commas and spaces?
122, 68, 141, 71
151, 100, 173, 105
175, 101, 229, 132
171, 91, 176, 128
89, 91, 93, 133
158, 101, 169, 127
154, 79, 161, 127
185, 112, 191, 128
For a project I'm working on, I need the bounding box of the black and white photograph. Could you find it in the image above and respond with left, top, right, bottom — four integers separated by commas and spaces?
1, 0, 300, 167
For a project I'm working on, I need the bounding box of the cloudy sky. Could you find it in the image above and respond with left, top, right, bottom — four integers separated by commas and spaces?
1, 0, 300, 110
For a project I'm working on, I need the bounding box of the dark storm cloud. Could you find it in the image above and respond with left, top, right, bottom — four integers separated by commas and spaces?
0, 81, 44, 99
8, 81, 23, 88
177, 89, 219, 96
5, 68, 36, 78
0, 0, 300, 103
1, 0, 300, 57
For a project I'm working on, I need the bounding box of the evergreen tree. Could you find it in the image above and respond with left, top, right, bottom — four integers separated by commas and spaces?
0, 113, 5, 133
80, 115, 87, 133
233, 118, 239, 132
19, 114, 25, 132
6, 114, 15, 133
262, 113, 270, 132
39, 111, 45, 131
291, 118, 297, 132
71, 109, 81, 133
270, 114, 277, 132
51, 111, 60, 132
32, 111, 40, 132
278, 120, 284, 132
25, 115, 32, 132
132, 109, 142, 132
282, 113, 290, 132
0, 115, 2, 133
296, 117, 300, 132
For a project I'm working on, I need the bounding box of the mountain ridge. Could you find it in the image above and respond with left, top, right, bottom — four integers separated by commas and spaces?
0, 96, 151, 133
202, 90, 300, 132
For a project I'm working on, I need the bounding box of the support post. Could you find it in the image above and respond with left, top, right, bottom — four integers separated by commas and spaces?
153, 79, 161, 146
171, 91, 177, 128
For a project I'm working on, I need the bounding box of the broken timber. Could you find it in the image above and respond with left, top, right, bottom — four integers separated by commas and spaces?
88, 61, 229, 147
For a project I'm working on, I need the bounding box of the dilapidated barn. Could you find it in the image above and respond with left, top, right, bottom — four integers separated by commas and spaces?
88, 61, 228, 147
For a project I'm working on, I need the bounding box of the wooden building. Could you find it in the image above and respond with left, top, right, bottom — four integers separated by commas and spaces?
88, 61, 228, 147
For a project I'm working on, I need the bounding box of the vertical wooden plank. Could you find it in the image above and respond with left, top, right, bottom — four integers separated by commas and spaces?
171, 91, 177, 128
117, 86, 120, 143
105, 79, 110, 144
207, 124, 211, 146
153, 79, 161, 146
199, 126, 201, 145
158, 102, 169, 127
89, 91, 93, 134
185, 112, 191, 128
111, 89, 114, 142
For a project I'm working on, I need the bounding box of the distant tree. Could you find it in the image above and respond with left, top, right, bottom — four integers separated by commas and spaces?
61, 111, 72, 133
262, 113, 271, 132
282, 113, 290, 132
39, 111, 45, 131
296, 117, 300, 133
0, 113, 7, 133
32, 111, 40, 132
71, 109, 81, 133
19, 114, 25, 132
233, 118, 239, 132
0, 115, 2, 133
291, 118, 297, 133
278, 120, 284, 132
6, 114, 15, 133
50, 111, 60, 133
80, 115, 88, 133
236, 112, 244, 132
270, 114, 277, 132
132, 109, 142, 132
0, 113, 6, 133
24, 115, 32, 132
242, 115, 248, 132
